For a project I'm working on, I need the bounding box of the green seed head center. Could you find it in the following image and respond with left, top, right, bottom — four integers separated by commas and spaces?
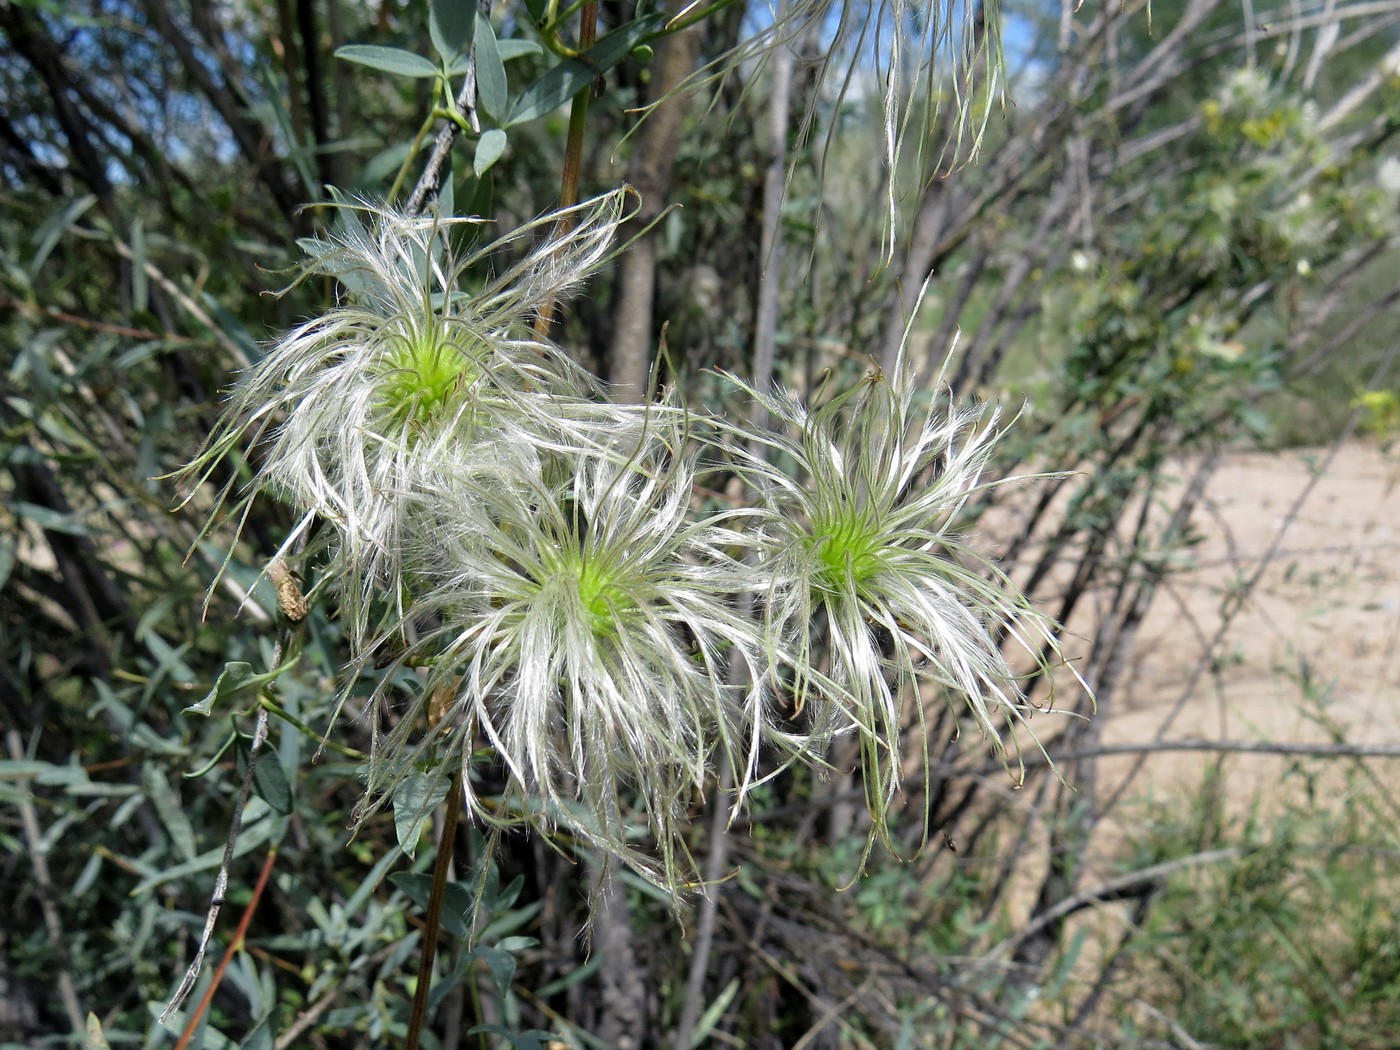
575, 559, 633, 637
813, 515, 883, 590
374, 325, 478, 433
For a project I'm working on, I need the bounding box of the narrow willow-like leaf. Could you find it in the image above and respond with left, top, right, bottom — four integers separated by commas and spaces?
141, 763, 199, 862
429, 0, 474, 60
475, 14, 508, 120
335, 44, 440, 79
28, 193, 96, 277
13, 499, 86, 535
0, 535, 14, 591
505, 15, 664, 127
130, 218, 148, 313
130, 807, 277, 895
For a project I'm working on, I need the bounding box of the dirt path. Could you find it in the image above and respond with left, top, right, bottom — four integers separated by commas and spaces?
1100, 439, 1400, 809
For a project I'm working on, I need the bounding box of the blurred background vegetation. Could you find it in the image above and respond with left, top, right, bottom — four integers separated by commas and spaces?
3, 0, 1400, 1046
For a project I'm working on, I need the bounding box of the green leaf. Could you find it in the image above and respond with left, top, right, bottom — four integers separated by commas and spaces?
73, 851, 103, 897
392, 772, 450, 858
496, 39, 544, 62
342, 841, 406, 917
466, 1025, 556, 1050
475, 14, 508, 120
142, 630, 197, 687
130, 805, 277, 895
453, 39, 541, 74
0, 534, 13, 590
200, 292, 261, 364
357, 140, 416, 189
186, 661, 257, 716
238, 1011, 275, 1050
253, 64, 318, 198
238, 737, 293, 815
335, 45, 441, 79
130, 218, 148, 313
472, 945, 516, 999
506, 14, 664, 127
387, 871, 478, 938
534, 951, 601, 997
0, 759, 65, 781
430, 0, 475, 60
29, 194, 97, 277
474, 129, 507, 177
85, 1014, 112, 1050
477, 899, 540, 943
689, 978, 740, 1048
438, 155, 455, 218
141, 763, 199, 862
13, 500, 86, 535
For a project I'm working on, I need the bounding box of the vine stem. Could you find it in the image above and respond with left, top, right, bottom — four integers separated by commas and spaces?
161, 550, 304, 1025
173, 847, 279, 1050
405, 770, 465, 1050
159, 702, 272, 1023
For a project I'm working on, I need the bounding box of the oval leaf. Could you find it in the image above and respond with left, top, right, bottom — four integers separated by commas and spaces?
474, 129, 507, 177
430, 0, 474, 60
186, 660, 256, 716
496, 39, 543, 62
392, 772, 450, 858
335, 44, 440, 79
475, 15, 508, 120
448, 38, 541, 75
238, 737, 293, 815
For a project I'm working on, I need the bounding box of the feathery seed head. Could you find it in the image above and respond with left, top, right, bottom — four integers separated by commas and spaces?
369, 318, 482, 439
723, 356, 1080, 845
181, 190, 635, 646
362, 408, 761, 891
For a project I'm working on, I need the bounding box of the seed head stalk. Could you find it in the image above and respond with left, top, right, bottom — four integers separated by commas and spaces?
535, 1, 598, 338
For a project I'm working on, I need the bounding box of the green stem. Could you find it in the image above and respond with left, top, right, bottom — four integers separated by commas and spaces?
258, 695, 367, 760
536, 0, 592, 55
432, 106, 475, 135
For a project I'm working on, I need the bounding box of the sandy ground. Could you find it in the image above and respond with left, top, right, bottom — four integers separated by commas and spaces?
1097, 438, 1400, 814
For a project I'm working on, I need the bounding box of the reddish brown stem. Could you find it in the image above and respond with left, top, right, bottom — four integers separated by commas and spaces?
405, 773, 464, 1050
533, 1, 599, 338
173, 847, 278, 1050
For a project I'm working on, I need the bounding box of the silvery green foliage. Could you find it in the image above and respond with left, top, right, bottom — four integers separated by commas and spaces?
185, 187, 1079, 894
